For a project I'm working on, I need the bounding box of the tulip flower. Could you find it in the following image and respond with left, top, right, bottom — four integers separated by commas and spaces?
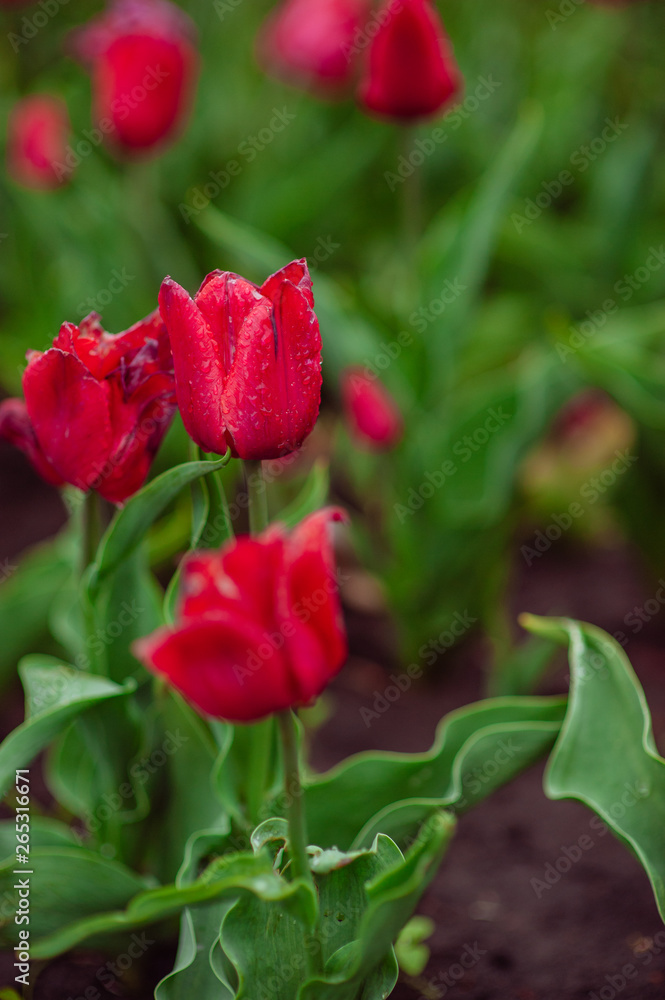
358, 0, 461, 121
159, 259, 323, 461
341, 367, 403, 450
71, 0, 199, 155
257, 0, 371, 96
134, 509, 347, 722
6, 95, 71, 191
0, 311, 177, 504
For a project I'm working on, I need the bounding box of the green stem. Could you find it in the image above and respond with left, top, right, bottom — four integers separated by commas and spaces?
246, 718, 274, 826
400, 125, 423, 298
82, 490, 102, 573
278, 710, 321, 970
245, 459, 269, 534
244, 459, 274, 824
82, 490, 103, 673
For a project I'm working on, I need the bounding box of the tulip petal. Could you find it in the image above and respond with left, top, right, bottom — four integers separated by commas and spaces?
281, 508, 348, 701
159, 276, 227, 455
196, 271, 265, 375
181, 531, 285, 628
23, 349, 112, 493
0, 398, 64, 487
61, 310, 168, 381
358, 0, 461, 121
134, 616, 299, 723
222, 277, 322, 460
260, 258, 314, 310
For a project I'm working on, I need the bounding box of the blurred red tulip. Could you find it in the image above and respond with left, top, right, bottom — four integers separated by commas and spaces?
134, 509, 348, 722
257, 0, 371, 96
6, 95, 70, 190
71, 0, 198, 155
358, 0, 461, 121
159, 259, 322, 461
0, 311, 177, 503
341, 367, 403, 450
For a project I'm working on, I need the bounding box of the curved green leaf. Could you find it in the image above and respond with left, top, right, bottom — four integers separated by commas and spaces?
302, 696, 566, 850
521, 613, 665, 921
0, 657, 135, 800
0, 848, 150, 944
89, 454, 231, 593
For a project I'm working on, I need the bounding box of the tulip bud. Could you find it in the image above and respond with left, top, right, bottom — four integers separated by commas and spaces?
0, 311, 177, 503
159, 259, 323, 461
134, 509, 348, 722
341, 367, 403, 450
257, 0, 371, 97
71, 0, 199, 155
357, 0, 461, 121
6, 95, 71, 191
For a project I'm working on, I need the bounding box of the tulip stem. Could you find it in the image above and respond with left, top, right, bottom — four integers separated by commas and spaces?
400, 126, 423, 301
244, 460, 275, 827
246, 717, 273, 826
83, 490, 103, 571
278, 709, 321, 969
245, 459, 269, 533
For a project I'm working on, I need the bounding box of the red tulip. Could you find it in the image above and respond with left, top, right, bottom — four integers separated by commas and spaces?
257, 0, 371, 96
358, 0, 461, 121
159, 259, 323, 461
71, 0, 198, 155
341, 367, 403, 450
0, 311, 177, 503
6, 95, 71, 191
134, 509, 348, 722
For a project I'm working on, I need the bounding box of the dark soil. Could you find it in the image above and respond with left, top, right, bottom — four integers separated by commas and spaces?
1, 445, 664, 999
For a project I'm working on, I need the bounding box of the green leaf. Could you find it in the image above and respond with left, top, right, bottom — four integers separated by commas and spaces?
155, 828, 235, 1000
148, 692, 228, 882
0, 657, 135, 800
302, 696, 566, 851
521, 614, 665, 921
0, 534, 75, 689
394, 916, 435, 977
422, 103, 544, 379
97, 547, 164, 683
89, 455, 231, 593
0, 848, 150, 945
0, 817, 81, 862
30, 850, 313, 959
297, 814, 454, 999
